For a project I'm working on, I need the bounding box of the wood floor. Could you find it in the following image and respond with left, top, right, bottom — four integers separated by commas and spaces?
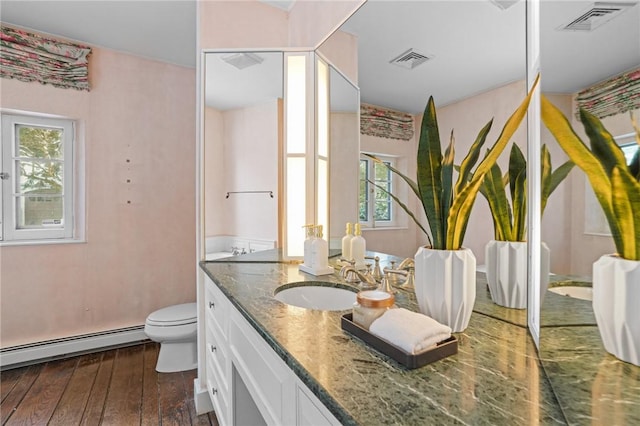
0, 342, 219, 426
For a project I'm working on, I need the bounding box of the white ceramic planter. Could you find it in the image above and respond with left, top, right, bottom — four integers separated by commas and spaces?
485, 241, 551, 309
485, 241, 527, 309
414, 247, 476, 332
592, 254, 640, 366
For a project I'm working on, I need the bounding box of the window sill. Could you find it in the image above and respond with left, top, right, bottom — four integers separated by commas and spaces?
361, 226, 408, 232
0, 238, 86, 247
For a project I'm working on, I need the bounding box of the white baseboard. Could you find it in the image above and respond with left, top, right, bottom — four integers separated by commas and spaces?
194, 377, 214, 414
0, 326, 148, 369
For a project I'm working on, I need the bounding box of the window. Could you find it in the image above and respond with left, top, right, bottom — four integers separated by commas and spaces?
1, 113, 76, 242
359, 154, 396, 228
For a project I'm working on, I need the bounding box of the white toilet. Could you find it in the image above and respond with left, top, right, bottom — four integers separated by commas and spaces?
144, 302, 197, 373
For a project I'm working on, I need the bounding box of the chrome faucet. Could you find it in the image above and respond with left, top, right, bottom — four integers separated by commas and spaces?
339, 265, 377, 289
384, 258, 415, 291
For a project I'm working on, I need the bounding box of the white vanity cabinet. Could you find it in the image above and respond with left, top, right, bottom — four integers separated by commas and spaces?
202, 275, 341, 426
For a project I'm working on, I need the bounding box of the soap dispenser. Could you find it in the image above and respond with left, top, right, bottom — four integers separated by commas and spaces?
299, 225, 334, 276
351, 223, 366, 269
303, 224, 315, 269
312, 225, 329, 271
341, 222, 354, 262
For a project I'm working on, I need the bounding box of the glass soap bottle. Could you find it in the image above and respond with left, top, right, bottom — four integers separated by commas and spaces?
352, 290, 395, 330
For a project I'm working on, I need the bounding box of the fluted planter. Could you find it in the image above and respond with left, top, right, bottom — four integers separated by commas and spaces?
592, 255, 640, 366
485, 241, 551, 309
414, 247, 476, 332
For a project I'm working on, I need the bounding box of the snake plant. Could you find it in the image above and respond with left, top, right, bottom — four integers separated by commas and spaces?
364, 76, 539, 250
479, 143, 574, 242
541, 95, 640, 261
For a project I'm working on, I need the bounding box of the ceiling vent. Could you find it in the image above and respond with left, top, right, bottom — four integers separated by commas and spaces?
389, 49, 432, 70
221, 52, 264, 70
559, 2, 636, 32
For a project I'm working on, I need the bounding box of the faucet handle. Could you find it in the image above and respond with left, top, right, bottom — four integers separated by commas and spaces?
339, 257, 355, 266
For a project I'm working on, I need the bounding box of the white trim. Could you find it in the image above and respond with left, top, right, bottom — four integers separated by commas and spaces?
0, 326, 148, 369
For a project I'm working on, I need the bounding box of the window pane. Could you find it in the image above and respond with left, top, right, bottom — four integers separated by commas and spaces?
374, 162, 390, 181
17, 160, 63, 194
359, 159, 369, 221
18, 125, 63, 159
16, 195, 64, 228
622, 144, 638, 165
374, 200, 391, 221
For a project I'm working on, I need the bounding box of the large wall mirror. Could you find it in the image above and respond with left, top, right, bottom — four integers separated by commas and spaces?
538, 1, 639, 420
202, 50, 360, 259
325, 0, 529, 324
203, 51, 283, 259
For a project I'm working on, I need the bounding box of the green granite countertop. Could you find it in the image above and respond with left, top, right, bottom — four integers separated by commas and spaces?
201, 249, 639, 425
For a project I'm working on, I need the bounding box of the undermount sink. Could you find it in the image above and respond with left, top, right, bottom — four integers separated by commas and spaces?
548, 285, 593, 301
274, 282, 357, 311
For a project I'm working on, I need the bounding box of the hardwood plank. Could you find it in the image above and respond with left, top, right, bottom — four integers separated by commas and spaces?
0, 365, 41, 425
158, 370, 192, 426
182, 368, 216, 426
101, 345, 144, 425
48, 352, 102, 426
0, 369, 24, 403
140, 343, 160, 426
79, 349, 116, 426
5, 358, 77, 426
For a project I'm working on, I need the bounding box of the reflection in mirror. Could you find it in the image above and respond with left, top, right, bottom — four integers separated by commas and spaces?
203, 51, 283, 260
539, 1, 639, 422
327, 64, 360, 249
333, 0, 528, 324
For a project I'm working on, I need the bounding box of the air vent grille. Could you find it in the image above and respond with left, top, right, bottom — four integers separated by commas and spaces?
221, 52, 264, 70
389, 49, 432, 70
560, 2, 634, 31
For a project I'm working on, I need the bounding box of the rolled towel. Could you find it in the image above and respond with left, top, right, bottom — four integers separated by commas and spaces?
369, 308, 452, 355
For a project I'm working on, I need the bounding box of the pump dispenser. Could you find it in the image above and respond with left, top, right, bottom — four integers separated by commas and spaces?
299, 224, 334, 276
312, 225, 329, 271
303, 224, 315, 269
351, 223, 366, 269
341, 222, 354, 261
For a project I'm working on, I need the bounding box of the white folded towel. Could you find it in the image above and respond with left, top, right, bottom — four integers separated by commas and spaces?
369, 308, 452, 355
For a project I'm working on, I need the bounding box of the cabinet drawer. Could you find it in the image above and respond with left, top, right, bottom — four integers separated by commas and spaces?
206, 326, 229, 393
204, 276, 228, 338
206, 352, 229, 426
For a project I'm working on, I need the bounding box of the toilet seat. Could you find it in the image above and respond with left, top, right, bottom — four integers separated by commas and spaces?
146, 302, 196, 327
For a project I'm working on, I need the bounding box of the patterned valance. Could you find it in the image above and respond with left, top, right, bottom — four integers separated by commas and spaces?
1, 25, 91, 91
576, 68, 639, 119
360, 104, 414, 141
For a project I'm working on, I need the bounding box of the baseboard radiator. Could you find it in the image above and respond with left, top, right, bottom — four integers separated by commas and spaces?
0, 326, 149, 370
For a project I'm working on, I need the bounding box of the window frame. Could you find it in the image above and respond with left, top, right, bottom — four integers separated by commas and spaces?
359, 153, 399, 229
1, 113, 76, 242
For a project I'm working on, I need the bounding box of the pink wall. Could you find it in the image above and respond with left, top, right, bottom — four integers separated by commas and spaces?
0, 48, 196, 347
288, 0, 364, 48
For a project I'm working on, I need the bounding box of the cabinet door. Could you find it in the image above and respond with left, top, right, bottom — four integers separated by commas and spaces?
228, 309, 296, 425
297, 382, 340, 426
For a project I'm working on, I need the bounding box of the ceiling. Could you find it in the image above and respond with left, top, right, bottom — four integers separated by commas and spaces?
1, 0, 638, 113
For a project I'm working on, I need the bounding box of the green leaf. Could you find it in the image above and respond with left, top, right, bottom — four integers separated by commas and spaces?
512, 168, 527, 241
610, 166, 640, 260
540, 144, 552, 215
417, 96, 444, 248
441, 132, 455, 241
508, 144, 526, 207
447, 75, 539, 249
548, 160, 575, 195
454, 120, 492, 197
480, 162, 513, 241
581, 108, 628, 177
541, 95, 623, 252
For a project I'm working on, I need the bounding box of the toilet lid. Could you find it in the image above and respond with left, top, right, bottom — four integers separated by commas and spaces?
147, 302, 196, 326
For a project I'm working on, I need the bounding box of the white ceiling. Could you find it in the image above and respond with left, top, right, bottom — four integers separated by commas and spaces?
1, 0, 638, 113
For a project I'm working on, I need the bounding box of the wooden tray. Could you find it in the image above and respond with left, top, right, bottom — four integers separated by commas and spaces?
341, 313, 458, 369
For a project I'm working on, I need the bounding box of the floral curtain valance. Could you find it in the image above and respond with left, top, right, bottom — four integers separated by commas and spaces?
576, 68, 640, 119
360, 104, 414, 141
1, 25, 91, 91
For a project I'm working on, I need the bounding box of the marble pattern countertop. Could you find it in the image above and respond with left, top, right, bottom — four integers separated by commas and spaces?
201, 250, 638, 425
